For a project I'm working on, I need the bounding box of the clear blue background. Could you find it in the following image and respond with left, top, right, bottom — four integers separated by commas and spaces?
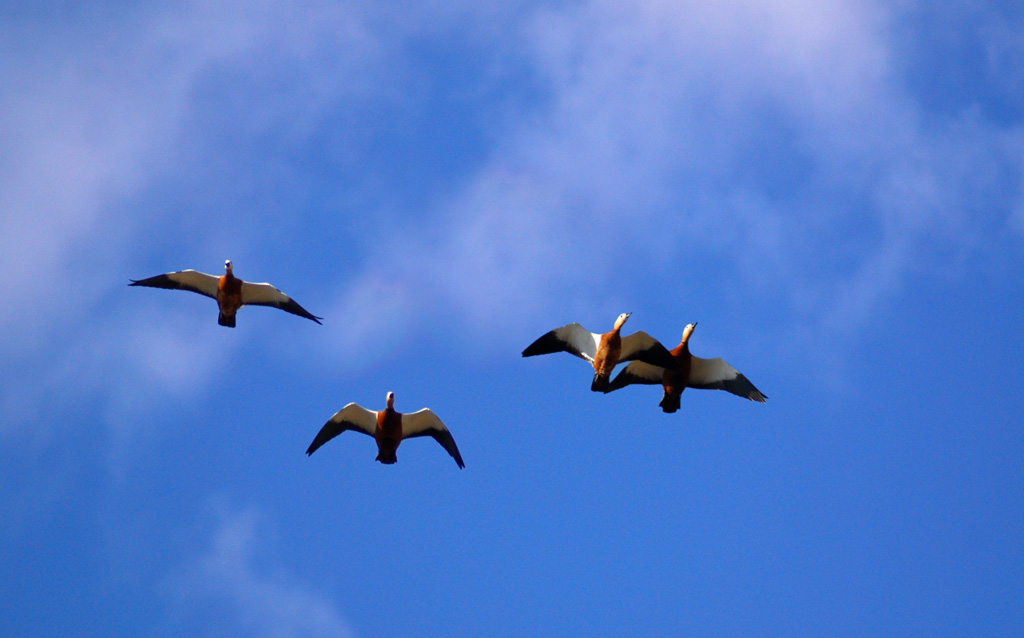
2, 2, 1022, 636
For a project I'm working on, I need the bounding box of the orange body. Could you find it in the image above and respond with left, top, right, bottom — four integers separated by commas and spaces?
661, 341, 693, 402
658, 325, 696, 412
594, 330, 622, 379
591, 326, 624, 391
216, 267, 243, 326
374, 403, 403, 464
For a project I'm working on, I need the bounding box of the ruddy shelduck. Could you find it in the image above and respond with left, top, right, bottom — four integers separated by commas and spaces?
522, 313, 679, 392
305, 392, 465, 469
606, 322, 767, 411
129, 260, 322, 327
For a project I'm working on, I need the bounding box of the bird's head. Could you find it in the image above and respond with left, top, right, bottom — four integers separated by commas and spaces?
682, 322, 697, 343
614, 312, 632, 329
224, 259, 233, 273
386, 391, 395, 409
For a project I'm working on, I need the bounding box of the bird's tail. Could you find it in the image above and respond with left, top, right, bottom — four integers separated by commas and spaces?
218, 312, 236, 328
659, 392, 680, 413
591, 373, 609, 392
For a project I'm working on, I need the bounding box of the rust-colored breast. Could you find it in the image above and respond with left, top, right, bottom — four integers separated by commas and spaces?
375, 408, 403, 455
662, 343, 692, 394
594, 330, 622, 376
217, 274, 243, 313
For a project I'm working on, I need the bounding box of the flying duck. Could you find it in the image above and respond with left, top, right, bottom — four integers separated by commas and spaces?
129, 260, 322, 327
305, 392, 465, 469
605, 322, 767, 411
522, 312, 679, 392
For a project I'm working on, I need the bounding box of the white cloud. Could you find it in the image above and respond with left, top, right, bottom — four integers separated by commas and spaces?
3, 0, 1021, 413
322, 0, 1023, 354
0, 0, 383, 333
0, 304, 228, 453
168, 502, 354, 638
0, 1, 387, 439
321, 273, 415, 365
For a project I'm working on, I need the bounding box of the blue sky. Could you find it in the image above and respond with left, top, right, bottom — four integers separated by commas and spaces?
2, 1, 1022, 636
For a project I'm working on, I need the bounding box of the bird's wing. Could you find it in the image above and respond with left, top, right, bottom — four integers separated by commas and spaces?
521, 323, 599, 363
305, 403, 378, 456
619, 332, 679, 370
689, 356, 768, 402
129, 270, 219, 299
401, 408, 465, 469
240, 281, 323, 324
605, 361, 665, 393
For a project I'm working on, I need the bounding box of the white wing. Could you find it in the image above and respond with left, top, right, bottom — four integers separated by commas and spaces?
240, 281, 323, 324
129, 269, 219, 299
521, 323, 600, 363
402, 408, 465, 469
305, 403, 377, 456
689, 356, 767, 402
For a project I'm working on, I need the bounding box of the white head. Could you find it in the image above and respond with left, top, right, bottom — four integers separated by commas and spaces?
224, 259, 233, 273
682, 322, 697, 342
386, 391, 395, 409
613, 312, 632, 330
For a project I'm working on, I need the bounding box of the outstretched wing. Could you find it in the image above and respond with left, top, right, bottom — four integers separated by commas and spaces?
129, 270, 219, 299
605, 361, 665, 393
689, 356, 767, 402
521, 323, 600, 363
401, 408, 465, 469
305, 403, 378, 456
619, 331, 679, 370
240, 281, 323, 324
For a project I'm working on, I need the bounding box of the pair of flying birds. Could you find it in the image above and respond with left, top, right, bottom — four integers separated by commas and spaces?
130, 261, 766, 470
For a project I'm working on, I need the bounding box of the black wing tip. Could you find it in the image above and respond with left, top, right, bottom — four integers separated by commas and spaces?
521, 342, 543, 357
522, 331, 564, 357
282, 300, 323, 324
446, 437, 466, 469
735, 373, 767, 402
296, 312, 323, 325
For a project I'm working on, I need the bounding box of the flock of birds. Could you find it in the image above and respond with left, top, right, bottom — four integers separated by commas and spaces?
131, 260, 768, 470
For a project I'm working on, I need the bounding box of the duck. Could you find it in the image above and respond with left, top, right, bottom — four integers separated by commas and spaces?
605, 322, 767, 411
522, 312, 679, 392
129, 260, 322, 327
305, 392, 465, 469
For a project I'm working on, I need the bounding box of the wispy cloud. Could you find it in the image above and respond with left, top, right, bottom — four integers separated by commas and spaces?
322, 0, 1023, 354
0, 1, 387, 439
167, 502, 354, 638
0, 304, 229, 470
3, 0, 1021, 411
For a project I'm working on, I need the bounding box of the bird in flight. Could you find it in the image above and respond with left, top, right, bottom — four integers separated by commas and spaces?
522, 312, 678, 392
129, 260, 322, 327
306, 392, 465, 469
606, 322, 767, 411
